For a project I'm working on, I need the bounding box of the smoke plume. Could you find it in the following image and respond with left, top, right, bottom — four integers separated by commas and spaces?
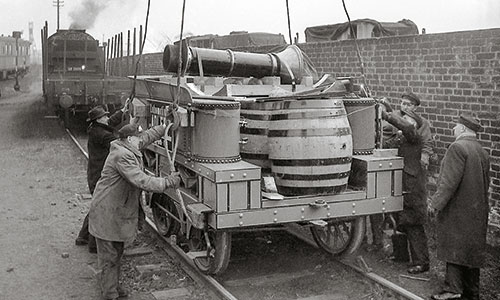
69, 0, 109, 30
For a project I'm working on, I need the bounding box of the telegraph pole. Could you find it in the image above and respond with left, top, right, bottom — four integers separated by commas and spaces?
53, 0, 64, 30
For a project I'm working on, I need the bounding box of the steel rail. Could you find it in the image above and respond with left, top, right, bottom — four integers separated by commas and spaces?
285, 224, 425, 300
65, 128, 238, 300
66, 128, 422, 300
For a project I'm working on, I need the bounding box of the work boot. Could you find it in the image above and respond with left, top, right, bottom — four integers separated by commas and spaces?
75, 237, 88, 246
117, 286, 129, 298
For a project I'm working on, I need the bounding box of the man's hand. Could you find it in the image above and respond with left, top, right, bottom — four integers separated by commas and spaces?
121, 97, 133, 113
166, 172, 181, 189
421, 153, 430, 170
377, 97, 393, 113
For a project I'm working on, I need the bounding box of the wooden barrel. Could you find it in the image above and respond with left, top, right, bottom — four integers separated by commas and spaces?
239, 101, 273, 172
268, 98, 353, 196
344, 99, 376, 155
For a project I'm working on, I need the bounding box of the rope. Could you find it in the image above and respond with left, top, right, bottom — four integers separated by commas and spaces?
341, 0, 370, 96
285, 0, 293, 44
127, 0, 151, 104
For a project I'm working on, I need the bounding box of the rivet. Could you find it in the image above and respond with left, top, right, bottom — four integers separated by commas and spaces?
352, 203, 356, 207
382, 207, 386, 211
327, 213, 331, 217
273, 210, 277, 215
230, 173, 234, 178
382, 200, 386, 204
239, 221, 243, 226
301, 208, 305, 212
379, 163, 383, 168
273, 218, 278, 223
243, 173, 247, 178
352, 210, 356, 214
327, 205, 330, 209
239, 213, 243, 218
389, 162, 393, 167
301, 216, 305, 219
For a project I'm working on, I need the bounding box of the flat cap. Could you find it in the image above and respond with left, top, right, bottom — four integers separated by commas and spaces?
118, 124, 142, 138
456, 114, 483, 132
401, 91, 420, 106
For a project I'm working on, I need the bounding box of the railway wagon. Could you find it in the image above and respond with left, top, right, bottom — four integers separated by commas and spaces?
130, 44, 404, 275
41, 23, 131, 124
0, 32, 30, 80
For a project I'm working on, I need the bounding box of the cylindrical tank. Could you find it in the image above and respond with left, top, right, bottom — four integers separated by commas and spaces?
191, 100, 241, 163
267, 98, 353, 196
163, 44, 309, 84
343, 99, 376, 155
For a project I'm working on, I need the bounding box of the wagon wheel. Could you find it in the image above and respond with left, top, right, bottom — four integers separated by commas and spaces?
310, 216, 365, 256
188, 229, 231, 275
151, 193, 180, 237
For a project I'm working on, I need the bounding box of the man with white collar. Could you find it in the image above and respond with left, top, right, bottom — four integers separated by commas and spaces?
430, 114, 490, 300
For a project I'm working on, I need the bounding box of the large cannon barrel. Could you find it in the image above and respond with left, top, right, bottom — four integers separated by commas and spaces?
163, 44, 315, 84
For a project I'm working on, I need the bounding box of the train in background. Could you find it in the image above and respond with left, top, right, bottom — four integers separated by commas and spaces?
41, 22, 131, 125
0, 31, 30, 80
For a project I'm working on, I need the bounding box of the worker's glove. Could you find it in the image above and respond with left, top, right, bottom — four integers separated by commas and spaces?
420, 153, 430, 170
165, 172, 181, 189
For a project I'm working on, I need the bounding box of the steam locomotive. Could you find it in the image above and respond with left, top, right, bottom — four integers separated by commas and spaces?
41, 23, 131, 125
130, 44, 404, 275
0, 32, 30, 81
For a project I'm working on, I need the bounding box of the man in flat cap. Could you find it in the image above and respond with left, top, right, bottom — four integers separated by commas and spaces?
75, 105, 128, 253
89, 123, 181, 300
430, 114, 490, 300
375, 99, 431, 274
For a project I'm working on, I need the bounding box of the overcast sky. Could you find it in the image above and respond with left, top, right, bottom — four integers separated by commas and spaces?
1, 0, 500, 53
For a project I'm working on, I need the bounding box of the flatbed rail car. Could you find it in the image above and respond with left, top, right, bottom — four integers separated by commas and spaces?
41, 24, 131, 123
130, 45, 404, 275
0, 32, 30, 80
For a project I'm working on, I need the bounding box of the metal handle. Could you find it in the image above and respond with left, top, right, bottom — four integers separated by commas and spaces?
239, 137, 248, 145
239, 120, 248, 128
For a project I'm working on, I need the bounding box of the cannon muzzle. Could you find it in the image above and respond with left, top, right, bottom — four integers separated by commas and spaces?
163, 43, 316, 84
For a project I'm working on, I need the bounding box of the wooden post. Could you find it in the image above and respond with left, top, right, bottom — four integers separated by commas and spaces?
139, 25, 143, 74
132, 27, 137, 74
110, 36, 114, 75
127, 30, 130, 76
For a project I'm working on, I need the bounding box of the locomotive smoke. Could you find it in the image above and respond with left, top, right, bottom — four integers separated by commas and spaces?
69, 0, 109, 30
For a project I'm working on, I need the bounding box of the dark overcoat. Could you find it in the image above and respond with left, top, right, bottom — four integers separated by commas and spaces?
430, 135, 490, 267
87, 110, 123, 193
89, 125, 168, 242
383, 111, 427, 225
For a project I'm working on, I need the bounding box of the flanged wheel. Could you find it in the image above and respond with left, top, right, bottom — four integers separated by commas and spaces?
151, 194, 180, 237
310, 216, 365, 256
188, 229, 231, 275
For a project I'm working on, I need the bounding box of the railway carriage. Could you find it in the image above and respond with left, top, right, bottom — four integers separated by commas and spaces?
131, 44, 404, 275
0, 32, 30, 80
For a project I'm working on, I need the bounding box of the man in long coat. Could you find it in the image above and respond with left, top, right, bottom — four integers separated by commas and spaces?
430, 115, 490, 300
89, 123, 181, 300
75, 105, 125, 253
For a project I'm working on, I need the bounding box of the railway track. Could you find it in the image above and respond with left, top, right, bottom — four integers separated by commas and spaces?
65, 128, 426, 300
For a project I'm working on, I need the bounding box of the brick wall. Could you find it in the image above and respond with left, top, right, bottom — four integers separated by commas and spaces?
109, 29, 500, 243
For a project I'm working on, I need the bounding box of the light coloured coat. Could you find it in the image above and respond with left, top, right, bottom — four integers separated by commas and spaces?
89, 125, 168, 242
